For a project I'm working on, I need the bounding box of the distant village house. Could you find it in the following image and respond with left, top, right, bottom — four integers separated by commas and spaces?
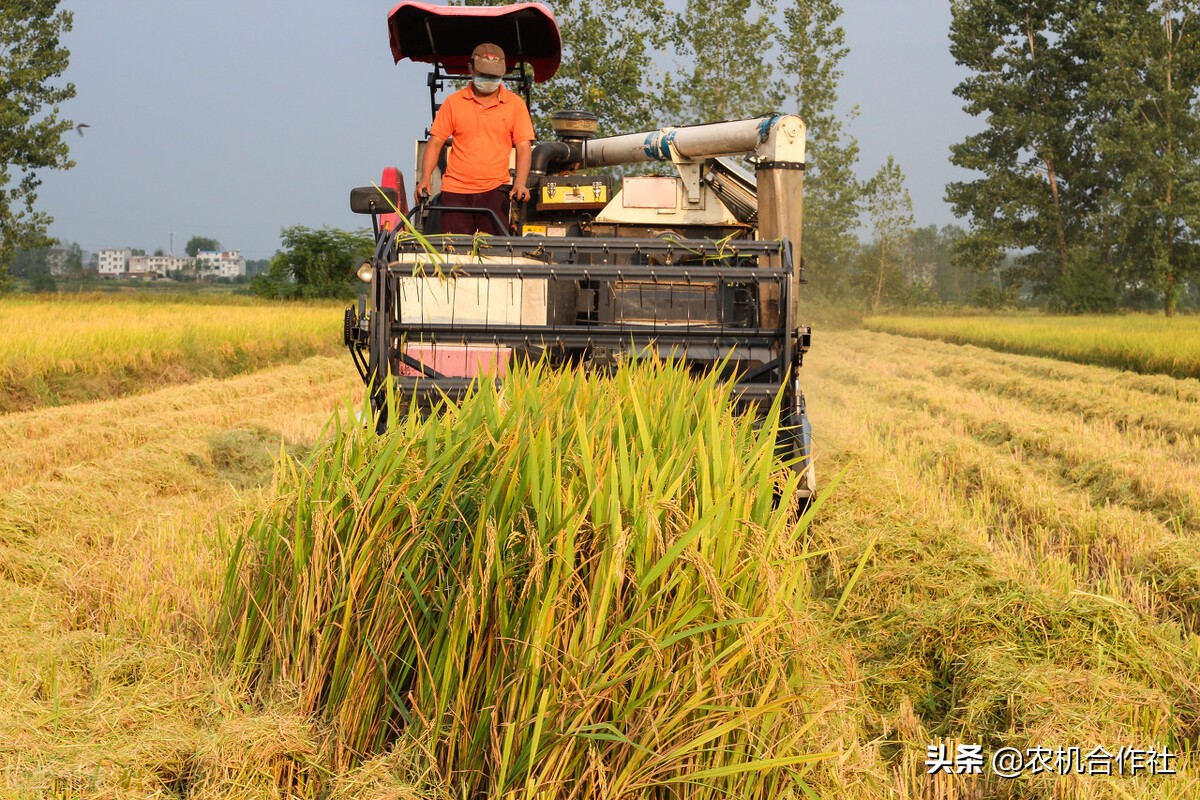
97, 247, 247, 279
195, 250, 247, 279
98, 248, 132, 276
46, 247, 71, 277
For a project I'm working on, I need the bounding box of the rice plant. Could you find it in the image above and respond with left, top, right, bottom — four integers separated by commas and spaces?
221, 359, 833, 798
865, 313, 1200, 380
0, 295, 342, 410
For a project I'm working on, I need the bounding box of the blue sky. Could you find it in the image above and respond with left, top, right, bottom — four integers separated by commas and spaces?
38, 0, 978, 260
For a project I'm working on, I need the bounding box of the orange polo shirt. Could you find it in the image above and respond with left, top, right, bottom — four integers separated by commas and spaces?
430, 84, 535, 194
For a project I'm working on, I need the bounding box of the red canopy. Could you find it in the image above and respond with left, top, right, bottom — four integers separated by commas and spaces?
387, 1, 562, 83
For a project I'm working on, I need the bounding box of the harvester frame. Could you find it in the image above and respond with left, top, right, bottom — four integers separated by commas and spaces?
343, 0, 816, 503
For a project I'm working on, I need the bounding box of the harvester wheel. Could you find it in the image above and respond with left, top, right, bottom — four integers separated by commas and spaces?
778, 388, 816, 517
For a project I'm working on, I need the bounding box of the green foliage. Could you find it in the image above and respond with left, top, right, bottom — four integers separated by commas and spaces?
0, 0, 75, 290
914, 225, 960, 303
459, 0, 673, 137
458, 0, 867, 287
947, 0, 1200, 313
1087, 0, 1200, 316
185, 235, 222, 257
946, 0, 1088, 302
26, 262, 55, 292
8, 240, 93, 292
862, 156, 914, 312
970, 284, 1019, 310
672, 0, 784, 123
1059, 248, 1118, 314
781, 0, 863, 298
250, 225, 372, 300
63, 241, 82, 275
11, 244, 47, 278
534, 0, 674, 136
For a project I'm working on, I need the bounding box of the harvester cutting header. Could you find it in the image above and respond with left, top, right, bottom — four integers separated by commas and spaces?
344, 0, 816, 503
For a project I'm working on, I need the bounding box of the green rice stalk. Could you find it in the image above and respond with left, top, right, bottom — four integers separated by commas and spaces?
221, 358, 832, 798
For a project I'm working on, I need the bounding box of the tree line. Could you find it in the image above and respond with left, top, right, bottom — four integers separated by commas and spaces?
461, 0, 932, 311
948, 0, 1200, 315
4, 0, 1197, 312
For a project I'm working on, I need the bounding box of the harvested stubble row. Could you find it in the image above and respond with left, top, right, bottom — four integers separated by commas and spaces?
832, 334, 1200, 535
865, 333, 1196, 487
816, 331, 1200, 628
222, 360, 864, 799
802, 330, 1200, 798
856, 329, 1200, 444
0, 357, 362, 798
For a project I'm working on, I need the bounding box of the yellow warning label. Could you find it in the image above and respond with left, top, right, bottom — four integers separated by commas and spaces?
522, 224, 547, 236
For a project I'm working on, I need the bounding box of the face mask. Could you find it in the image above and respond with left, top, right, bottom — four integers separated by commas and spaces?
472, 76, 502, 94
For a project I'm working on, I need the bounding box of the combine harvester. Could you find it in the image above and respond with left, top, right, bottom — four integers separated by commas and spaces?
344, 0, 816, 505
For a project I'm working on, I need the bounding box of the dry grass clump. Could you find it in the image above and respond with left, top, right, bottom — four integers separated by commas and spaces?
865, 313, 1200, 380
222, 360, 844, 799
186, 710, 326, 800
0, 296, 343, 412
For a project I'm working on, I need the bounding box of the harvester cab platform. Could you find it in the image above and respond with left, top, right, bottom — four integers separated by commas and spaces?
345, 1, 816, 505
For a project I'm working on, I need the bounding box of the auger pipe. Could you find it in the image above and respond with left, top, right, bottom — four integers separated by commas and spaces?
529, 141, 576, 176
573, 114, 807, 327
580, 115, 805, 168
530, 115, 807, 175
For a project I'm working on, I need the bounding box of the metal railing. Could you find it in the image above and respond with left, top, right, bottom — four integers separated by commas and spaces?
349, 233, 802, 421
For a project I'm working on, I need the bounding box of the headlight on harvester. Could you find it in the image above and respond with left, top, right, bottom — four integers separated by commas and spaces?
356, 261, 375, 283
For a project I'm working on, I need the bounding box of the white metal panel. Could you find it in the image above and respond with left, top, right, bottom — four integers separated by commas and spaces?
397, 277, 548, 325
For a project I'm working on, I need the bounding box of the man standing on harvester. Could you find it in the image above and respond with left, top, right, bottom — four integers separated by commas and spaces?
413, 43, 535, 235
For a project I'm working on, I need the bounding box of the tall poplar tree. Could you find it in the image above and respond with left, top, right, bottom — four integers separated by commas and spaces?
863, 156, 914, 312
780, 0, 861, 298
672, 0, 785, 123
946, 0, 1095, 305
0, 0, 76, 290
1088, 0, 1200, 315
528, 0, 676, 136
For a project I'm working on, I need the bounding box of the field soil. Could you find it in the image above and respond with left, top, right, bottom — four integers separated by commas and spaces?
2, 334, 1197, 798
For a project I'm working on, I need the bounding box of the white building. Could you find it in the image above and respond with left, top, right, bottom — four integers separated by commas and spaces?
196, 249, 246, 279
128, 254, 192, 277
98, 248, 132, 277
45, 247, 70, 277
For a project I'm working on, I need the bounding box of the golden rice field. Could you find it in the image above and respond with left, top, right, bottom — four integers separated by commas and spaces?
1, 313, 1198, 798
0, 296, 344, 412
865, 313, 1200, 380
